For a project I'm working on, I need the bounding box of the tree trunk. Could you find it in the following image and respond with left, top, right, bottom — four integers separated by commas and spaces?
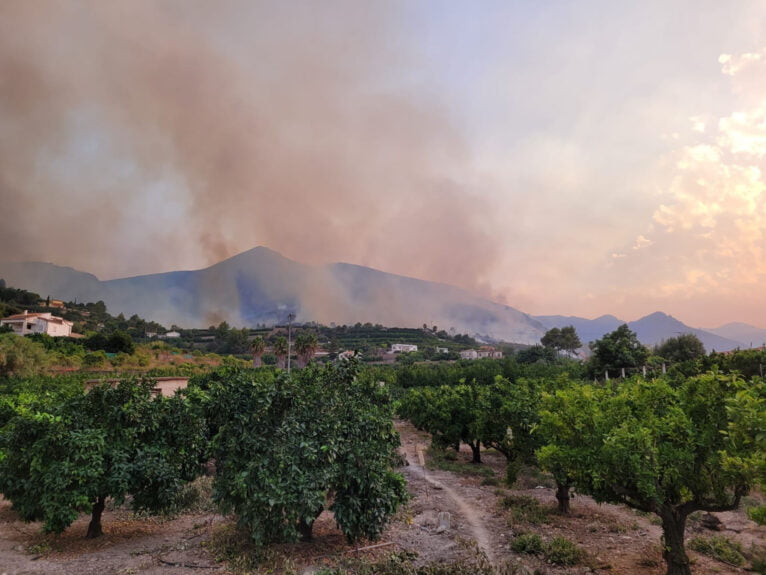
468, 441, 481, 464
555, 481, 571, 514
86, 495, 106, 539
297, 506, 324, 542
252, 355, 262, 368
660, 507, 691, 575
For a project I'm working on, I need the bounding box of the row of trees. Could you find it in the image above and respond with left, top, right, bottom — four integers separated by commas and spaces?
249, 332, 319, 368
398, 369, 765, 575
0, 359, 407, 545
541, 323, 729, 379
0, 378, 205, 537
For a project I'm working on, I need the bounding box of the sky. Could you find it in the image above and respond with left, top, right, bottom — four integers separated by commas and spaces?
1, 1, 765, 328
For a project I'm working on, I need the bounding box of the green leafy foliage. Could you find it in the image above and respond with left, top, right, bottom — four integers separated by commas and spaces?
541, 325, 582, 355
689, 535, 745, 566
655, 333, 706, 364
500, 494, 551, 525
204, 359, 407, 545
294, 332, 319, 366
0, 333, 49, 378
544, 536, 585, 565
0, 379, 207, 537
399, 375, 544, 471
537, 373, 764, 575
588, 324, 648, 377
83, 330, 135, 354
510, 533, 544, 554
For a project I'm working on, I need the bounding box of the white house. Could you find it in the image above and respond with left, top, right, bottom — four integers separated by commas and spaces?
435, 347, 449, 354
477, 347, 503, 359
391, 343, 418, 353
460, 347, 503, 360
0, 311, 74, 337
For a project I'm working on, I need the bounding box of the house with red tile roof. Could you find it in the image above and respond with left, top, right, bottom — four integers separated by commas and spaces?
0, 310, 74, 337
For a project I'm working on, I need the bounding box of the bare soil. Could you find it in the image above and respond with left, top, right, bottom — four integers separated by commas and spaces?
0, 421, 763, 574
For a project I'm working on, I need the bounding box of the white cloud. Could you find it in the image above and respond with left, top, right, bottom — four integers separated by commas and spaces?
632, 235, 653, 250
720, 50, 764, 76
640, 48, 766, 296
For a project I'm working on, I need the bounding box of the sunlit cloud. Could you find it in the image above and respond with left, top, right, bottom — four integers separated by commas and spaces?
615, 47, 766, 317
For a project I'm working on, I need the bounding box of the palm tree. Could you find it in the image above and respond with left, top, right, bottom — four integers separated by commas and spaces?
273, 336, 289, 369
295, 332, 319, 367
250, 336, 265, 368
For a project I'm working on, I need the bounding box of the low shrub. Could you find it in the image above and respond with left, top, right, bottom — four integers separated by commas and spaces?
543, 536, 584, 566
689, 535, 745, 566
500, 494, 550, 525
511, 533, 544, 555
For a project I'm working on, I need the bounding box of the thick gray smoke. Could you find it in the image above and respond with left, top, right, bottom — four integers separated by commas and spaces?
0, 1, 500, 296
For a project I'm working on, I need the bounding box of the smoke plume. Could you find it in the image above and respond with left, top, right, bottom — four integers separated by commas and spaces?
0, 1, 499, 296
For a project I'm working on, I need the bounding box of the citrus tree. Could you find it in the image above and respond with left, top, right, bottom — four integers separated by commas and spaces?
399, 381, 485, 462
207, 358, 407, 545
537, 373, 763, 575
0, 379, 207, 537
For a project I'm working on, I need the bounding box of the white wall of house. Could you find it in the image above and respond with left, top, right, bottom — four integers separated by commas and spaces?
391, 343, 418, 353
460, 349, 502, 360
0, 311, 73, 337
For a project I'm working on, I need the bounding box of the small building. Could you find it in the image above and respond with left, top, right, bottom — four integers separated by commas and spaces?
460, 347, 503, 360
477, 346, 503, 359
391, 343, 418, 353
0, 310, 74, 337
161, 331, 181, 338
435, 347, 449, 354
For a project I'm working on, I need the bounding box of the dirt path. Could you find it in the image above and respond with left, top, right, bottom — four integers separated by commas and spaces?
401, 434, 496, 564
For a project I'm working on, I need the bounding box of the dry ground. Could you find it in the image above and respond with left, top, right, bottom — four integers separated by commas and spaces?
0, 421, 763, 574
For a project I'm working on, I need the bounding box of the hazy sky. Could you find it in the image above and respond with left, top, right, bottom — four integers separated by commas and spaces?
1, 1, 765, 327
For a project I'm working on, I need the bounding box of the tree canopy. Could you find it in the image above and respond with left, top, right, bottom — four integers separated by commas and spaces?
0, 379, 206, 537
541, 326, 582, 356
537, 373, 763, 575
655, 333, 706, 364
588, 324, 648, 377
204, 359, 407, 545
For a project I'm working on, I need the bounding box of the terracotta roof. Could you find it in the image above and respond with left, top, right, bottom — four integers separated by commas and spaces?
1, 313, 46, 320
0, 313, 71, 325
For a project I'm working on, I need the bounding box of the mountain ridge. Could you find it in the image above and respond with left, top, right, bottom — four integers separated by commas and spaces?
0, 247, 755, 351
0, 247, 546, 344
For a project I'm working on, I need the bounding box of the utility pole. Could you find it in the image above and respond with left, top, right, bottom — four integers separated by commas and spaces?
287, 313, 295, 373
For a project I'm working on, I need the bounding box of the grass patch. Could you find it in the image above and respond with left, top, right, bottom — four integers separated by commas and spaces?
207, 523, 265, 574
748, 505, 766, 525
500, 494, 551, 525
510, 534, 584, 565
543, 536, 585, 566
314, 544, 507, 574
750, 544, 766, 574
510, 533, 544, 555
689, 535, 745, 567
510, 464, 555, 489
426, 447, 496, 480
